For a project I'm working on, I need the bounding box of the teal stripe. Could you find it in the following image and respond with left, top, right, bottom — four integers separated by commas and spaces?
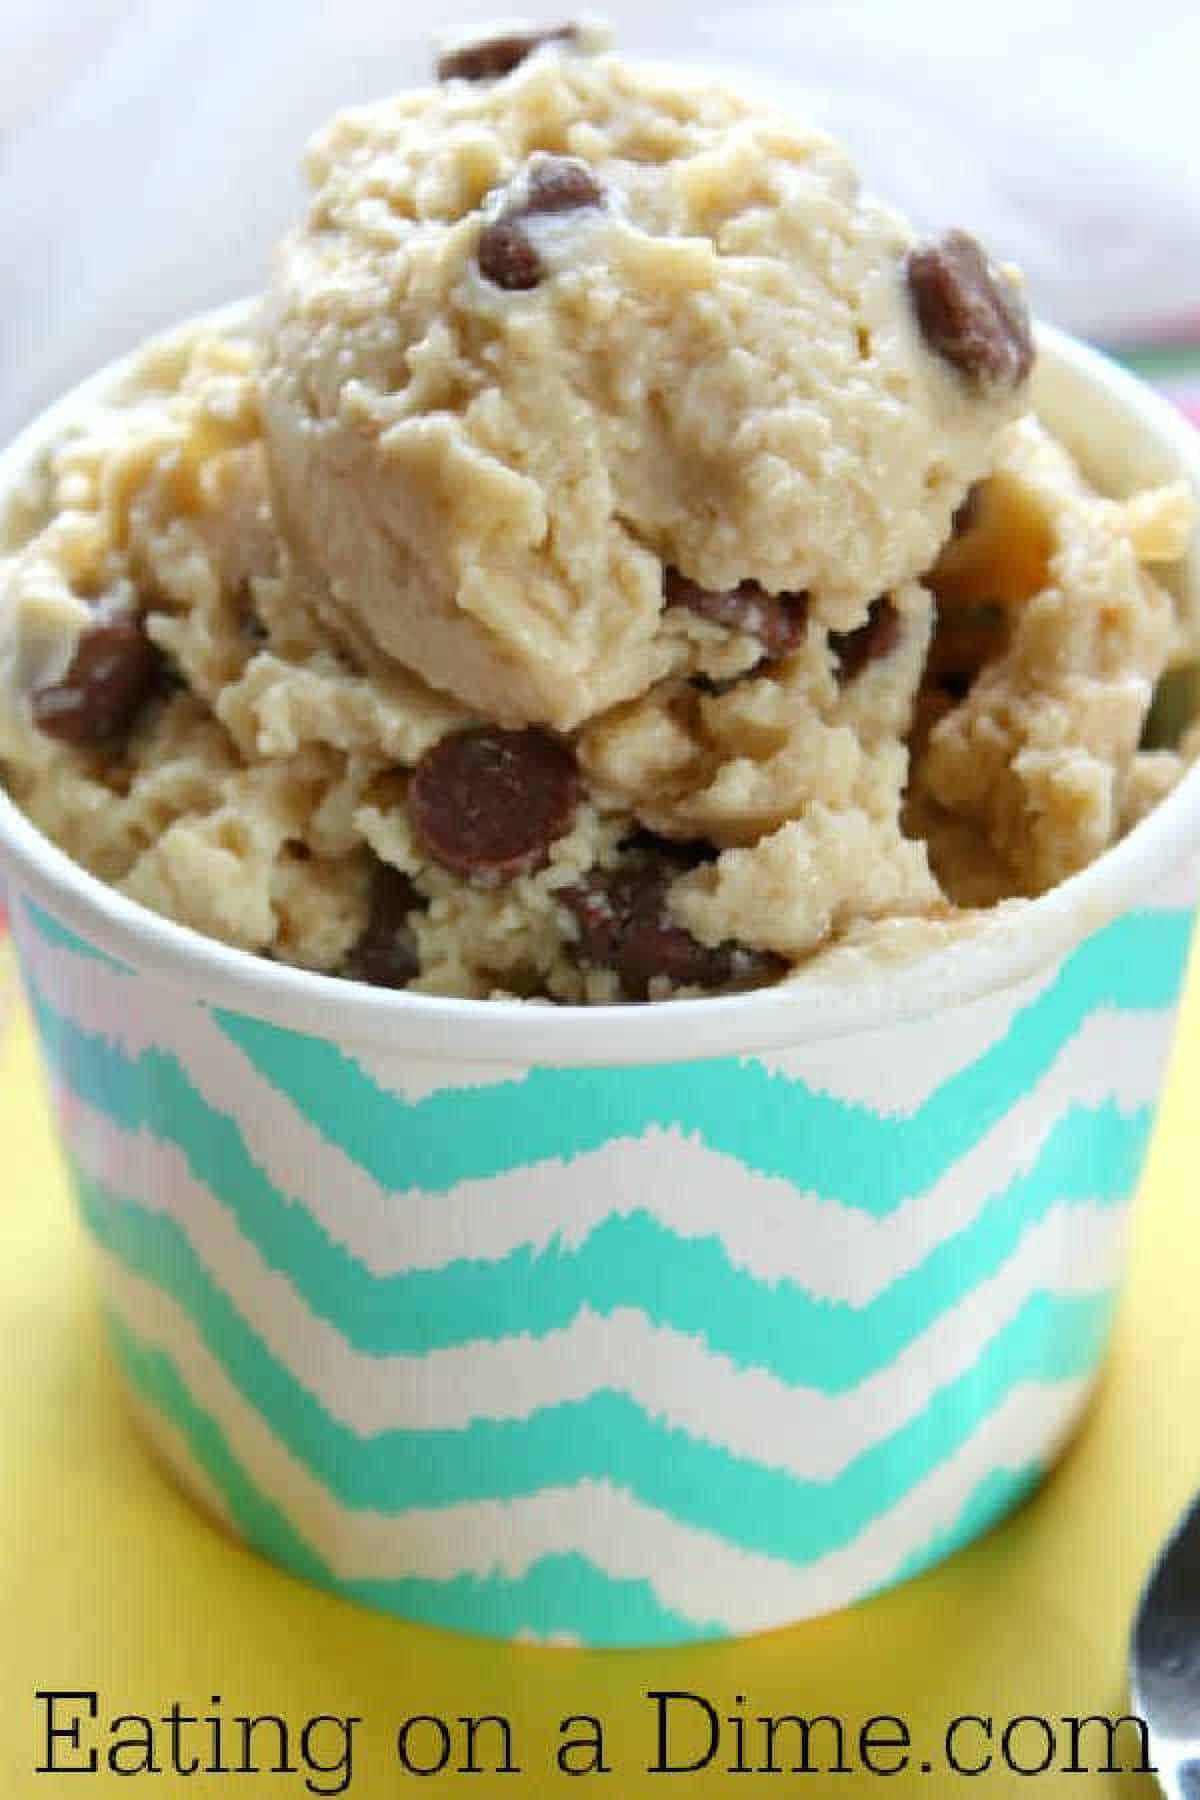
210, 908, 1192, 1205
81, 1160, 1113, 1566
114, 1316, 713, 1644
884, 1462, 1042, 1590
25, 961, 1145, 1378
19, 897, 132, 973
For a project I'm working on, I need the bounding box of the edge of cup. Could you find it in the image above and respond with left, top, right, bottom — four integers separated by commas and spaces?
1, 303, 1198, 1066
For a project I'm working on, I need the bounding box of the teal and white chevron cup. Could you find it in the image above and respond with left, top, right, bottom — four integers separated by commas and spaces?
1, 319, 1199, 1646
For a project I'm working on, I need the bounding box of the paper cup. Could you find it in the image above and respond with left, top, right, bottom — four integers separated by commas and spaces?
1, 314, 1198, 1647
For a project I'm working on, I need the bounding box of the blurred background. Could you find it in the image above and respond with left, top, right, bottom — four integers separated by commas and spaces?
2, 0, 1199, 443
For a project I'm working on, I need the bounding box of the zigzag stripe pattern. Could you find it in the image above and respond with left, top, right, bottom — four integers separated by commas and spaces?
64, 1085, 1125, 1466
18, 912, 1170, 1306
112, 1302, 1067, 1644
210, 908, 1193, 1201
101, 1250, 1079, 1620
113, 1314, 722, 1644
30, 968, 1147, 1379
18, 897, 1190, 1207
16, 914, 1180, 1353
14, 889, 1194, 1643
76, 1152, 1114, 1564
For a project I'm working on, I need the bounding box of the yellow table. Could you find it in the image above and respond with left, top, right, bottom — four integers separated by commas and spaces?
3, 938, 1198, 1798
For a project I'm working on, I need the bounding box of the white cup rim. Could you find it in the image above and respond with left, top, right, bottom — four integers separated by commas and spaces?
1, 305, 1198, 1065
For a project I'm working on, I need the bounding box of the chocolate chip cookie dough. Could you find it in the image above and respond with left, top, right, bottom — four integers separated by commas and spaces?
0, 27, 1195, 1002
261, 40, 1030, 734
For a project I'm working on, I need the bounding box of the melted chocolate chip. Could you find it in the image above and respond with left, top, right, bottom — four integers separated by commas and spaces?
830, 597, 902, 683
409, 726, 580, 883
478, 219, 543, 290
345, 861, 424, 989
32, 615, 163, 745
664, 569, 809, 660
562, 858, 784, 1000
522, 156, 604, 216
437, 23, 578, 82
906, 230, 1034, 390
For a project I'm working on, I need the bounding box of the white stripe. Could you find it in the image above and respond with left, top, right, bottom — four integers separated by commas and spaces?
341, 1049, 527, 1104
103, 1266, 1091, 1634
22, 922, 1170, 1304
92, 1174, 1120, 1480
755, 951, 1066, 1112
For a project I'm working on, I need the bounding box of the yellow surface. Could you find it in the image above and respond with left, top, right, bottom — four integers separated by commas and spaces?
2, 942, 1199, 1799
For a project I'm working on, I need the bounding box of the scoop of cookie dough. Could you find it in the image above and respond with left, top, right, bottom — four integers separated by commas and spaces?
261, 37, 1031, 730
1, 33, 1194, 1008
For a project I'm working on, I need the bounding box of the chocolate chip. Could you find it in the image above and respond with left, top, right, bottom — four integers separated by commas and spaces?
830, 597, 902, 683
522, 156, 604, 217
478, 218, 543, 290
562, 859, 784, 1000
937, 670, 972, 702
345, 861, 424, 989
664, 569, 809, 660
618, 828, 719, 869
409, 726, 580, 883
924, 600, 1007, 696
906, 230, 1034, 390
689, 673, 746, 697
477, 155, 603, 290
437, 23, 578, 82
32, 614, 163, 745
951, 481, 985, 538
